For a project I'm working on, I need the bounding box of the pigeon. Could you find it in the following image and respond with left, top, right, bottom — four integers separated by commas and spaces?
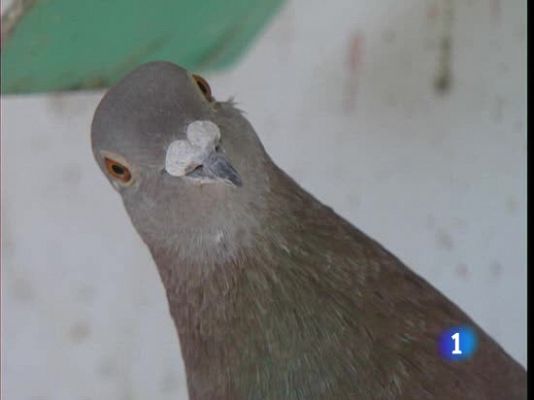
91, 61, 526, 400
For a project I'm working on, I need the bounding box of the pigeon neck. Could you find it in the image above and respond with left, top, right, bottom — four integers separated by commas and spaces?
148, 166, 367, 397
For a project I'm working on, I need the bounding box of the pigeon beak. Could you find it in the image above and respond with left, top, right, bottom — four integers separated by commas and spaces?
188, 150, 242, 187
164, 120, 241, 187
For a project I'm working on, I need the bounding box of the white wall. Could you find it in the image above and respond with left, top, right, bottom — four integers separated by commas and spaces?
1, 0, 526, 399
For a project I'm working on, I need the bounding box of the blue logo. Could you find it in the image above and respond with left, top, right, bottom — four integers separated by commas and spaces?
439, 326, 478, 361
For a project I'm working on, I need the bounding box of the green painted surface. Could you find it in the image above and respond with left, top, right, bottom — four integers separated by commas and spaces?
1, 0, 284, 94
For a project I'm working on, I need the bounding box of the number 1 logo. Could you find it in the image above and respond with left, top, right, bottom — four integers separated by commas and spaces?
451, 332, 462, 355
439, 326, 477, 361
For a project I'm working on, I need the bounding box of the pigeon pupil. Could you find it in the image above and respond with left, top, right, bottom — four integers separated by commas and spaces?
193, 74, 212, 101
104, 157, 131, 183
112, 164, 124, 175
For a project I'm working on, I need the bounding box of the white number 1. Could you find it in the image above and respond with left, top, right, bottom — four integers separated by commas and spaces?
451, 332, 462, 354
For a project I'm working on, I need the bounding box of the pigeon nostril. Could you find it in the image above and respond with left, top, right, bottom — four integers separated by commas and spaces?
191, 164, 203, 173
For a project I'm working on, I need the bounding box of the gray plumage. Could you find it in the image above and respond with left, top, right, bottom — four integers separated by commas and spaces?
91, 61, 526, 400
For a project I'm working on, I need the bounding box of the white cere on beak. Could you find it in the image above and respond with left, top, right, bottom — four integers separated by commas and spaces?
187, 120, 221, 150
165, 140, 201, 176
165, 120, 221, 177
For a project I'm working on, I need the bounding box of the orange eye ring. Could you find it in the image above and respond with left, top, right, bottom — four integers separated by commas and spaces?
104, 157, 132, 184
192, 74, 213, 102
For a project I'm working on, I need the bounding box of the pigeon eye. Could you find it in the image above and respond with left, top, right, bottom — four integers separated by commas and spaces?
192, 74, 213, 102
104, 157, 132, 184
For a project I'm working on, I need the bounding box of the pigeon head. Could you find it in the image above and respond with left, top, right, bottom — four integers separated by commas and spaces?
91, 61, 270, 261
